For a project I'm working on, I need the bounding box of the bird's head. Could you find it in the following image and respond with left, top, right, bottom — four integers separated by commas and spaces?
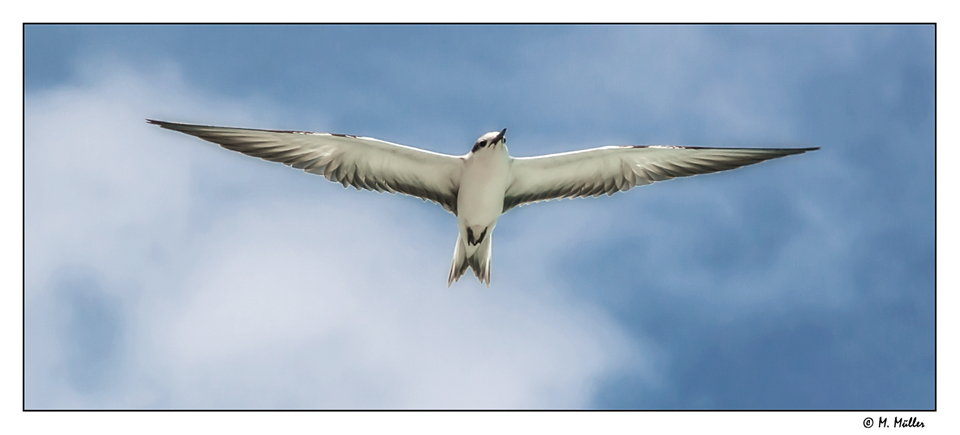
471, 128, 507, 154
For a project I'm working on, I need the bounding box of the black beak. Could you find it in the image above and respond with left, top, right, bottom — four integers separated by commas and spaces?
495, 128, 506, 143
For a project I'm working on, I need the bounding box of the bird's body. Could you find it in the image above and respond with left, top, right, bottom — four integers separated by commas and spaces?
148, 120, 817, 286
451, 130, 511, 284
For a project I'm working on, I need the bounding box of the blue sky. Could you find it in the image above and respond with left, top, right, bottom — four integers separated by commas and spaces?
24, 24, 934, 410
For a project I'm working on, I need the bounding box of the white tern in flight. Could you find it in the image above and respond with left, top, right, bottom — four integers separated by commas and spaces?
148, 120, 816, 287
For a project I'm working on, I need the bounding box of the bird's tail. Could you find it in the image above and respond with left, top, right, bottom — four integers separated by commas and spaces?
447, 233, 469, 286
447, 232, 493, 287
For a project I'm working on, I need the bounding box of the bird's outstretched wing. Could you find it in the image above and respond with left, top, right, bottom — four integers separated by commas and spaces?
149, 120, 464, 215
503, 145, 817, 212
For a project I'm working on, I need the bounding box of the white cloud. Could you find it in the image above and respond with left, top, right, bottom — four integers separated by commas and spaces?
24, 62, 651, 409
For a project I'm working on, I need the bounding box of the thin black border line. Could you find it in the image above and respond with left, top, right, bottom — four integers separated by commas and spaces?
22, 22, 938, 25
21, 22, 25, 413
22, 22, 938, 413
932, 21, 937, 413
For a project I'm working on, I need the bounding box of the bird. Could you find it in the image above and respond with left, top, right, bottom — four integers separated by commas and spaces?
148, 120, 817, 287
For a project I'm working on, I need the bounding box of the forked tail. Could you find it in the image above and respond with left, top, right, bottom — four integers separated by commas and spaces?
447, 232, 493, 287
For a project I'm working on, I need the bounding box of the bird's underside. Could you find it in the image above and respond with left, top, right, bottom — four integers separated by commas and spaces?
148, 119, 817, 286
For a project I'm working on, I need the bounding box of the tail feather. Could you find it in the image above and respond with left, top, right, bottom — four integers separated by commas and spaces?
447, 232, 493, 287
447, 233, 469, 286
470, 235, 492, 287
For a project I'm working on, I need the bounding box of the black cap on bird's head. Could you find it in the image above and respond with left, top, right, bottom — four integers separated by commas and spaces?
472, 128, 507, 153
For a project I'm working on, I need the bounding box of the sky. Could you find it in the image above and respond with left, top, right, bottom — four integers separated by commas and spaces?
23, 24, 935, 410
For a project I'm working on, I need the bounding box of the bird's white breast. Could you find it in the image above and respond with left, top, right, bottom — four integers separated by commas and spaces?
457, 148, 511, 227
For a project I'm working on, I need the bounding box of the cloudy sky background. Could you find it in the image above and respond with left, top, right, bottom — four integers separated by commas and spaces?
24, 25, 934, 409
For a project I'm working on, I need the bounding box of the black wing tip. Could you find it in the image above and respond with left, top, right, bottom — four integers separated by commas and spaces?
780, 146, 820, 151
780, 146, 820, 155
146, 119, 184, 130
147, 119, 221, 130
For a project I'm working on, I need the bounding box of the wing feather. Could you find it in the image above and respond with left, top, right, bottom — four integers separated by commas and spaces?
149, 120, 463, 215
504, 145, 817, 212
